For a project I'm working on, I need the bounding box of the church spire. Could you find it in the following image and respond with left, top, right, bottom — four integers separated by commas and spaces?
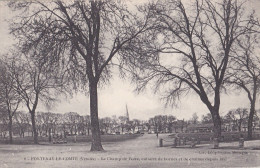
126, 104, 129, 122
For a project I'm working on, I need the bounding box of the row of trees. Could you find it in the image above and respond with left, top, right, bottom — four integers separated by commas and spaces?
0, 111, 90, 139
148, 109, 260, 134
1, 0, 259, 151
2, 108, 259, 142
0, 111, 147, 139
200, 108, 260, 132
0, 112, 181, 138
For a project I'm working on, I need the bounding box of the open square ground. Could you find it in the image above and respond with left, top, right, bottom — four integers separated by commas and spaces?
0, 134, 260, 168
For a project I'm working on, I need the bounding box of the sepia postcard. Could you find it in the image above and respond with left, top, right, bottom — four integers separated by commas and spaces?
0, 0, 260, 167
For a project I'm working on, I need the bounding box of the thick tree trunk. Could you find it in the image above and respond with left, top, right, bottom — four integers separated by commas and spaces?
211, 110, 222, 139
121, 125, 124, 133
90, 83, 103, 151
20, 131, 22, 138
19, 130, 22, 137
202, 92, 222, 140
247, 81, 257, 140
39, 129, 42, 137
74, 126, 77, 135
82, 127, 85, 135
48, 128, 51, 142
30, 111, 38, 144
238, 120, 242, 132
8, 115, 13, 144
248, 103, 255, 140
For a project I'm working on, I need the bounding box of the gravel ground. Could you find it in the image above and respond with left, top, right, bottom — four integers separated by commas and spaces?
0, 134, 259, 168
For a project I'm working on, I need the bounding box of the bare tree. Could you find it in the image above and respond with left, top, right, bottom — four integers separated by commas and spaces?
227, 33, 260, 139
120, 0, 257, 139
201, 113, 213, 124
9, 0, 149, 151
99, 117, 113, 134
36, 112, 58, 141
56, 113, 66, 136
0, 59, 21, 144
83, 115, 91, 136
154, 115, 164, 133
0, 103, 8, 138
167, 115, 176, 133
0, 64, 8, 138
36, 112, 45, 137
225, 108, 248, 132
76, 115, 85, 135
190, 113, 199, 124
63, 112, 80, 135
10, 53, 65, 144
14, 111, 29, 138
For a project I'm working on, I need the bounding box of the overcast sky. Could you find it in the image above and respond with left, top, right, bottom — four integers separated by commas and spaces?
0, 0, 260, 121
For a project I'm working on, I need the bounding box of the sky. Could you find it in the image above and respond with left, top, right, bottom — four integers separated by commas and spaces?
0, 0, 260, 121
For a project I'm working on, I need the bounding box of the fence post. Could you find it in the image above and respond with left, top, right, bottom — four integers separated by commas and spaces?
210, 137, 213, 142
178, 138, 181, 146
183, 137, 186, 145
191, 138, 196, 148
159, 138, 163, 147
239, 138, 244, 148
197, 137, 201, 144
172, 138, 177, 147
213, 138, 219, 149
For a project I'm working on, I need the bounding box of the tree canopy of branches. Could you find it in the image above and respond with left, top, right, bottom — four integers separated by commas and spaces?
120, 0, 257, 140
9, 0, 149, 151
8, 51, 66, 144
228, 32, 260, 139
0, 59, 21, 143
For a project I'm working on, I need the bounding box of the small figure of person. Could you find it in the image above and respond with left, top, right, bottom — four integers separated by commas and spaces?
156, 132, 158, 138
